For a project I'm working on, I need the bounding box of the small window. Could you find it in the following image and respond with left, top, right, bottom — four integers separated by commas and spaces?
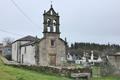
8, 48, 10, 50
51, 40, 55, 47
50, 10, 53, 15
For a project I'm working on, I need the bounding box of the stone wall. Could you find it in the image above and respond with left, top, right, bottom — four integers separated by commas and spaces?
8, 64, 92, 78
109, 56, 120, 69
39, 37, 66, 66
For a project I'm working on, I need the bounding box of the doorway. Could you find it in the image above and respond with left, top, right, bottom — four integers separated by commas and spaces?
49, 54, 56, 66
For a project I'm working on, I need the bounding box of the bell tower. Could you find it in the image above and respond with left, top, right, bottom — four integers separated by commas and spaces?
43, 5, 60, 37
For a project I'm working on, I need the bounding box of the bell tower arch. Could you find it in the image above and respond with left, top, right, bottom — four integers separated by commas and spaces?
43, 5, 60, 37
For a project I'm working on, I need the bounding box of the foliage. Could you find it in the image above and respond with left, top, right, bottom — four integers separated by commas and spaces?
92, 66, 120, 80
69, 42, 120, 58
92, 76, 120, 80
71, 42, 120, 51
3, 37, 14, 45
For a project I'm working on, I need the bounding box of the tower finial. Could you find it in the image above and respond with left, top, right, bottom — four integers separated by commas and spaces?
50, 1, 53, 8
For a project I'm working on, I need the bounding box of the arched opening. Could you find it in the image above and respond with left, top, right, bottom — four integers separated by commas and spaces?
47, 18, 51, 27
47, 18, 51, 32
47, 27, 50, 32
53, 20, 56, 32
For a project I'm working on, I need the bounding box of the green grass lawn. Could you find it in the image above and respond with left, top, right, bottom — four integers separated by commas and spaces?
92, 76, 120, 80
0, 57, 71, 80
92, 66, 120, 80
0, 57, 120, 80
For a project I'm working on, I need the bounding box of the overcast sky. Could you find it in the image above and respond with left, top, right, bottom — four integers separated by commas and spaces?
0, 0, 120, 45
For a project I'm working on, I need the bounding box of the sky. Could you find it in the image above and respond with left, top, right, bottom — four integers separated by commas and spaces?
0, 0, 120, 45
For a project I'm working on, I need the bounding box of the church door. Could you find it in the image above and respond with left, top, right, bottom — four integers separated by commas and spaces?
49, 54, 56, 66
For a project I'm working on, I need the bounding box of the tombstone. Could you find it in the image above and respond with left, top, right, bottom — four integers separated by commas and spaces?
83, 53, 91, 68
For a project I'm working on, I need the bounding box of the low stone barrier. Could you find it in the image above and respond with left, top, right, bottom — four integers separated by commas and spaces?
7, 64, 92, 78
71, 73, 90, 80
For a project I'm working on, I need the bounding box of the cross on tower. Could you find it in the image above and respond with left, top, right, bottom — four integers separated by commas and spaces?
51, 1, 53, 4
51, 1, 53, 8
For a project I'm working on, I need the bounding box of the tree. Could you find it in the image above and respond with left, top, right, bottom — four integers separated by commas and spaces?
71, 43, 74, 48
3, 37, 14, 45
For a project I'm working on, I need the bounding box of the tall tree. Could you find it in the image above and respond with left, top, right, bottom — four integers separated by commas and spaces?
3, 37, 14, 45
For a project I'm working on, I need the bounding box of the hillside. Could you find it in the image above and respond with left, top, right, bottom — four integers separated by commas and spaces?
69, 42, 120, 57
0, 56, 120, 80
0, 57, 71, 80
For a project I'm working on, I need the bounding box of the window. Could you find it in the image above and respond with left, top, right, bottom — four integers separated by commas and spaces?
51, 39, 55, 47
50, 10, 53, 15
8, 48, 11, 52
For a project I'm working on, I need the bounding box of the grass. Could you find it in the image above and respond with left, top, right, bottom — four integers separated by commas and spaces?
91, 66, 120, 80
92, 66, 101, 77
0, 57, 120, 80
0, 57, 71, 80
92, 76, 120, 80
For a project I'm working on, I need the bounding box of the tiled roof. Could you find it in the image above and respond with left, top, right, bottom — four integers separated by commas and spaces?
12, 35, 38, 44
59, 38, 67, 45
20, 37, 67, 47
17, 35, 36, 41
20, 37, 43, 47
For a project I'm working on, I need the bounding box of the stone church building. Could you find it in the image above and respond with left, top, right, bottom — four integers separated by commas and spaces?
12, 5, 67, 66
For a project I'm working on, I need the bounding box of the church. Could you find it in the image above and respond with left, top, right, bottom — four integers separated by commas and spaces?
12, 5, 68, 66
